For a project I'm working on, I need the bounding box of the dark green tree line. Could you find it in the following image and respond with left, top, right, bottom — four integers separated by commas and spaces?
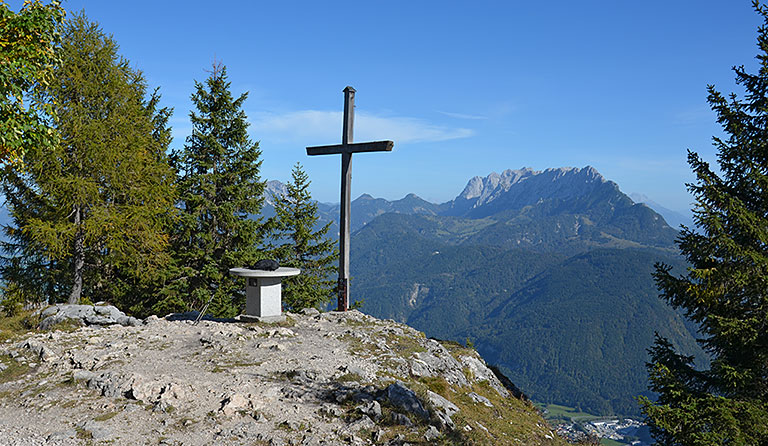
640, 2, 768, 444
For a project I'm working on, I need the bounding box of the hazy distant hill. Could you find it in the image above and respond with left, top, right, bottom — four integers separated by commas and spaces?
318, 193, 443, 232
262, 180, 440, 235
629, 192, 695, 229
343, 167, 704, 417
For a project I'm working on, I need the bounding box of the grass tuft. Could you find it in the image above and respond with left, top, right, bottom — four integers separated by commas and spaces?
0, 310, 37, 342
93, 411, 120, 422
0, 357, 32, 384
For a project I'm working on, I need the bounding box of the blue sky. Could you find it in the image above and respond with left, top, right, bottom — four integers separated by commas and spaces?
15, 1, 765, 211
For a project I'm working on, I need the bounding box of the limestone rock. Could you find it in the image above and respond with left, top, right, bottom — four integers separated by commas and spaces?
460, 354, 509, 397
424, 425, 440, 441
46, 429, 77, 442
301, 307, 320, 316
127, 374, 164, 403
410, 344, 468, 386
342, 415, 375, 435
16, 339, 58, 362
220, 393, 251, 417
38, 304, 140, 330
356, 400, 382, 421
427, 390, 459, 429
468, 391, 494, 407
390, 412, 413, 426
0, 307, 558, 446
80, 420, 113, 441
386, 381, 429, 421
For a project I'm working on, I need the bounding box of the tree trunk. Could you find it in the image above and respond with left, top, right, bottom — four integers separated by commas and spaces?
68, 204, 84, 304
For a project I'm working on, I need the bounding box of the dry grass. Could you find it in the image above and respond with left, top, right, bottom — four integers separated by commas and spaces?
0, 309, 37, 342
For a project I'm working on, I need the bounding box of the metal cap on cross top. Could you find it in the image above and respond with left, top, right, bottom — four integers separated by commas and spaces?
306, 87, 394, 311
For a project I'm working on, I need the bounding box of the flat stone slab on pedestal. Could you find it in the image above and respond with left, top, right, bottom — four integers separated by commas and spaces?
229, 267, 300, 321
229, 267, 301, 279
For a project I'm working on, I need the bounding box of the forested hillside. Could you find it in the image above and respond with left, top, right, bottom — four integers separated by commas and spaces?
346, 168, 706, 417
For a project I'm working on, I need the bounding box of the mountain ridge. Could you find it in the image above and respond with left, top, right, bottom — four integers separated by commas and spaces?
332, 166, 704, 417
265, 166, 680, 239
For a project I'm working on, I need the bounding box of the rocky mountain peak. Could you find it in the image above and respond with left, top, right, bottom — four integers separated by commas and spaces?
0, 308, 561, 445
264, 179, 288, 205
458, 167, 539, 201
447, 166, 617, 218
580, 165, 605, 182
542, 165, 605, 183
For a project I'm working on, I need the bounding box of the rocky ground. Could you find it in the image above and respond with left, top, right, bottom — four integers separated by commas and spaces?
0, 307, 564, 445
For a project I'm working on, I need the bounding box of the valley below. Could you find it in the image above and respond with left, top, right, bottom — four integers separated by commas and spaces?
268, 166, 708, 419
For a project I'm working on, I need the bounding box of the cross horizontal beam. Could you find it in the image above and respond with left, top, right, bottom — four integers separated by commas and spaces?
306, 140, 394, 156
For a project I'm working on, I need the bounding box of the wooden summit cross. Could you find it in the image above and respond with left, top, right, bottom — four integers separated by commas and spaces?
306, 86, 394, 311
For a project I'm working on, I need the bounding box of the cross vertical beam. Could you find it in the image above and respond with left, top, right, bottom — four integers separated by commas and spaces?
338, 86, 354, 311
306, 87, 394, 312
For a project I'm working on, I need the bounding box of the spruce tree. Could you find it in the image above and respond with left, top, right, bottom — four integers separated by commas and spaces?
268, 163, 337, 311
165, 63, 265, 318
639, 2, 768, 444
1, 13, 176, 307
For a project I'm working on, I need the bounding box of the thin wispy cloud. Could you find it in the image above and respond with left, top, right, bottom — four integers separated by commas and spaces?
436, 110, 488, 120
249, 110, 474, 144
673, 106, 713, 125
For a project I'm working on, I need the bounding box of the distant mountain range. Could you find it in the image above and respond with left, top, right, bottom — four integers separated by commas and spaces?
263, 166, 704, 417
266, 167, 690, 241
628, 193, 695, 229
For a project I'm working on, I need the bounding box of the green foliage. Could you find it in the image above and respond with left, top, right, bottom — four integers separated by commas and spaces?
1, 13, 176, 307
0, 0, 65, 165
472, 249, 702, 417
163, 63, 265, 318
267, 163, 337, 311
351, 212, 703, 417
640, 2, 768, 443
0, 281, 26, 316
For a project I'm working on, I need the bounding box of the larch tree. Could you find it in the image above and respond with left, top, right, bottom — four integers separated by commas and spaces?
268, 163, 337, 311
639, 2, 768, 444
1, 13, 176, 307
164, 63, 265, 318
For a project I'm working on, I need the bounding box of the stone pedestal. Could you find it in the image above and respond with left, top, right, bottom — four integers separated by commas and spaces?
229, 267, 301, 322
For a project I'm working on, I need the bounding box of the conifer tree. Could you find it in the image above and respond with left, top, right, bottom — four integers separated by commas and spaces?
1, 13, 176, 307
639, 2, 768, 443
108, 89, 177, 315
268, 163, 337, 311
165, 63, 265, 318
